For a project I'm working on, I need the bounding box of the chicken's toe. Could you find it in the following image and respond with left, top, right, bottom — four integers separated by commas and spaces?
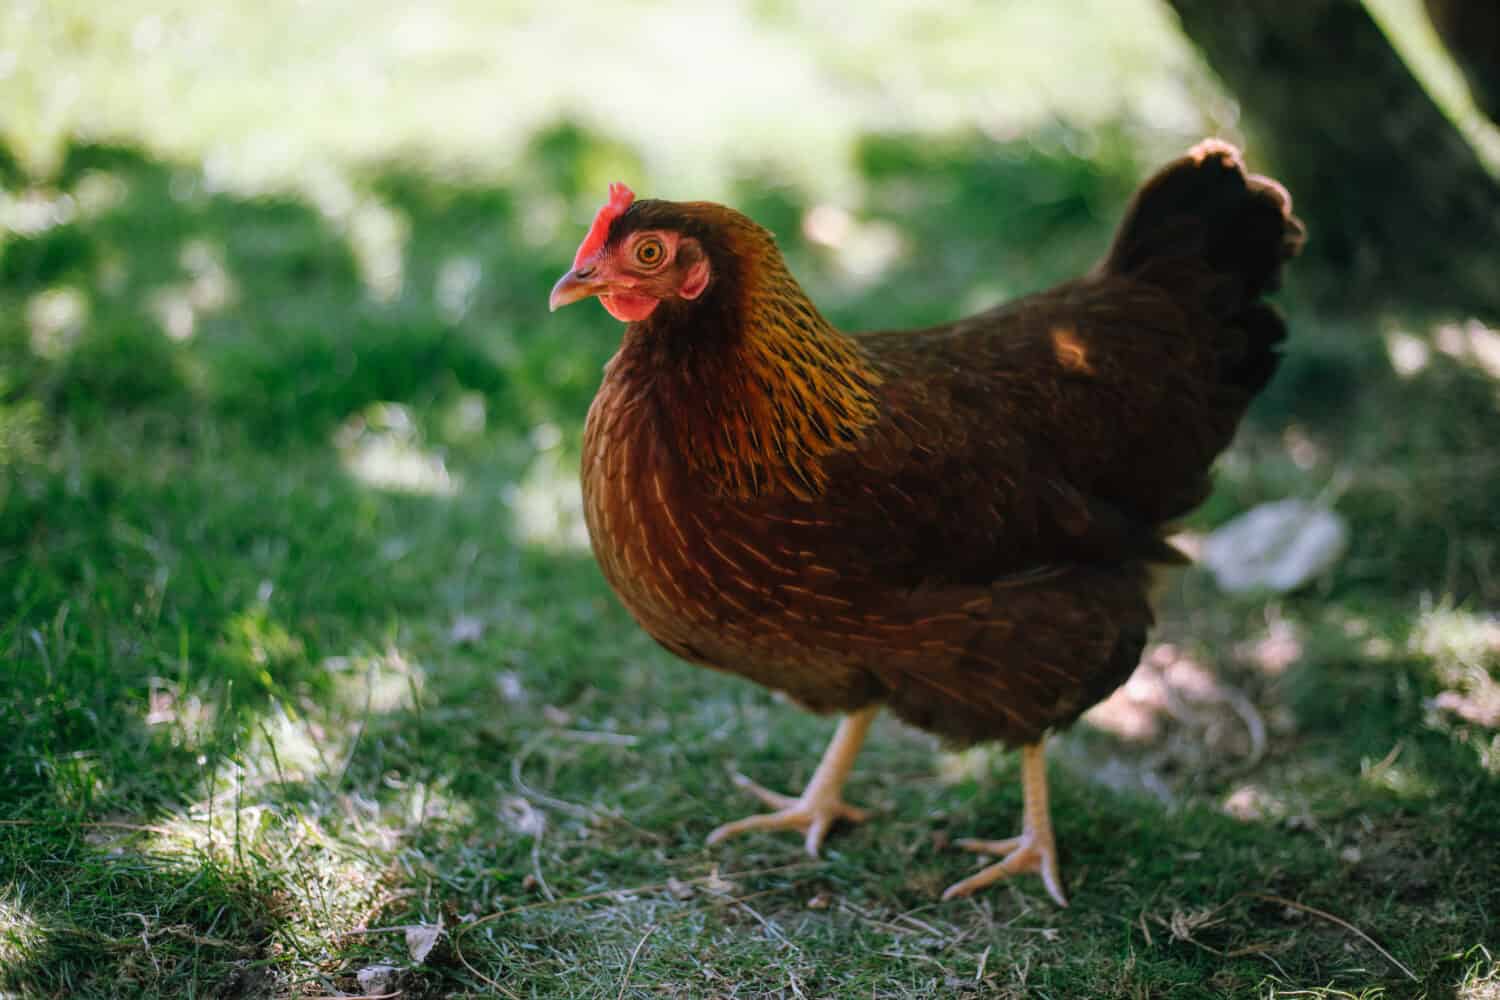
941, 828, 1068, 906
728, 772, 801, 812
954, 836, 1023, 856
706, 784, 870, 857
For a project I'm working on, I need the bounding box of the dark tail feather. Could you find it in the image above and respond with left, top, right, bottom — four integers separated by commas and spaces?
1103, 140, 1306, 394
1105, 140, 1305, 297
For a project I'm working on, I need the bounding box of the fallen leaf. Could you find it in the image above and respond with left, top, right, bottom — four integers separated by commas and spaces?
1431, 690, 1500, 728
449, 614, 486, 644
703, 865, 737, 896
357, 964, 402, 993
1201, 499, 1347, 594
500, 796, 546, 837
405, 922, 443, 964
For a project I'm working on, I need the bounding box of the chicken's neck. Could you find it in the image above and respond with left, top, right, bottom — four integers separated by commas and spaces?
622, 257, 883, 501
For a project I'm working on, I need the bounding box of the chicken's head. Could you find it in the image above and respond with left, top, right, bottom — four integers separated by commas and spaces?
549, 183, 713, 323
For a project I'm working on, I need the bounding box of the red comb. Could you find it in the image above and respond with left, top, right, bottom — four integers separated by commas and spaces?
572, 182, 635, 268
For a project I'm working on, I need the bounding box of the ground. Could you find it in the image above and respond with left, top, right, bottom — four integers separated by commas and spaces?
1, 1, 1498, 997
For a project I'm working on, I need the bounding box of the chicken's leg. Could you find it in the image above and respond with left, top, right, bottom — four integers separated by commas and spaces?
942, 739, 1068, 906
706, 705, 878, 856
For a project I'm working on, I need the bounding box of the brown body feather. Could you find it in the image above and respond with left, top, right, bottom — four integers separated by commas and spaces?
581, 141, 1304, 747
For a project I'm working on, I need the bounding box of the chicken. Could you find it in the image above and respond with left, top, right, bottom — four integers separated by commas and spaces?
549, 141, 1303, 904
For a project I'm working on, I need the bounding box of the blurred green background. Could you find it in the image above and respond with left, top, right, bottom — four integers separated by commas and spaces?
2, 1, 1497, 997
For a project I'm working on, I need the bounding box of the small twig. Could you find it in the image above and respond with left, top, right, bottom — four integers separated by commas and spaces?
734, 897, 797, 953
1367, 741, 1404, 776
511, 733, 600, 821
838, 898, 925, 937
449, 932, 523, 1000
1224, 941, 1293, 980
894, 911, 945, 938
617, 923, 659, 1000
339, 888, 420, 940
1219, 685, 1268, 773
975, 944, 991, 983
1248, 892, 1418, 982
531, 832, 556, 902
839, 911, 916, 936
554, 728, 639, 746
1158, 668, 1267, 773
1153, 924, 1226, 959
453, 948, 522, 998
876, 950, 948, 967
936, 926, 981, 955
126, 912, 161, 979
158, 925, 257, 952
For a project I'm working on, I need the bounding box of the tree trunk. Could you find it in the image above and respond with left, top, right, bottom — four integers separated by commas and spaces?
1426, 0, 1500, 124
1167, 0, 1500, 318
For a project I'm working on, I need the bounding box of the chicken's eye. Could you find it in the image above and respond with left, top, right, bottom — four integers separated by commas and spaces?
633, 237, 666, 268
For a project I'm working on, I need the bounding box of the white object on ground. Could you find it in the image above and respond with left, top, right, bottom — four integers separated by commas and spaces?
1200, 499, 1348, 594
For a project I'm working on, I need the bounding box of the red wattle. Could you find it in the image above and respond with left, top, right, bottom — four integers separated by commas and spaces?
600, 292, 659, 323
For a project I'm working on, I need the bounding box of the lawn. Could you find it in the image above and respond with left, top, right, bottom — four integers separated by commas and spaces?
2, 1, 1498, 997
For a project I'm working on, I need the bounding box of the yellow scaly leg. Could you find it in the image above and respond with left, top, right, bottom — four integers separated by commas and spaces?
942, 739, 1068, 906
707, 705, 878, 856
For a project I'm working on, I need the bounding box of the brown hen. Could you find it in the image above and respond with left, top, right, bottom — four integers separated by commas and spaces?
549, 141, 1303, 904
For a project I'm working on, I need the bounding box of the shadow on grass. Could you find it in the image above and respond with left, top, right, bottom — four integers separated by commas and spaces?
1, 125, 1497, 995
0, 129, 615, 993
0, 825, 285, 999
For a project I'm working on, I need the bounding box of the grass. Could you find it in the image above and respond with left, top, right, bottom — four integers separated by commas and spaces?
3, 1, 1499, 997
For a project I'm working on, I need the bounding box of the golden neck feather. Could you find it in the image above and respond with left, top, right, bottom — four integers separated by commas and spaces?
716, 263, 881, 499
627, 243, 883, 501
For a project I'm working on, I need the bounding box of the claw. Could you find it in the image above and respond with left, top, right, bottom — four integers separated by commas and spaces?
942, 828, 1068, 906
706, 775, 870, 856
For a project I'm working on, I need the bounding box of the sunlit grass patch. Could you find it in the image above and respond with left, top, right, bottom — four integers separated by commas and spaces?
337, 402, 458, 495
508, 441, 589, 551
1459, 946, 1500, 1000
0, 896, 44, 969
0, 820, 287, 997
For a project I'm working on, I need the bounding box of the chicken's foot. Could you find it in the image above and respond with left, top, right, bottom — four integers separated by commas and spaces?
706, 705, 878, 857
942, 739, 1068, 906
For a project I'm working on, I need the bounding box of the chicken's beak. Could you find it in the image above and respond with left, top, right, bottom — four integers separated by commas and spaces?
549, 266, 605, 312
